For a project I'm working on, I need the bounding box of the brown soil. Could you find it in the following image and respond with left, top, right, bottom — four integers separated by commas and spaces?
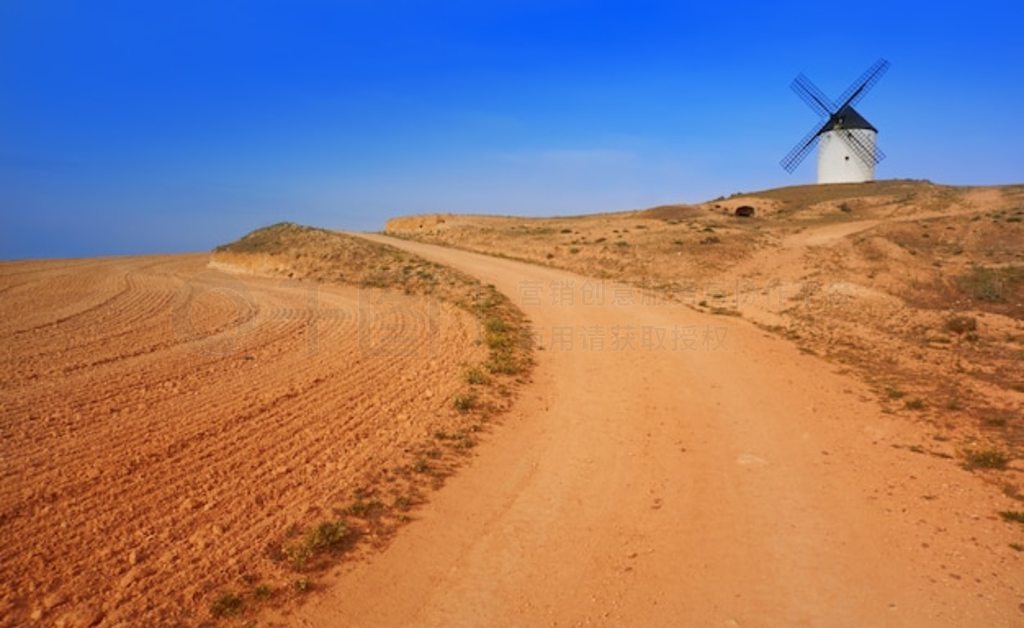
5, 180, 1024, 625
0, 226, 530, 625
386, 181, 1024, 462
273, 232, 1024, 626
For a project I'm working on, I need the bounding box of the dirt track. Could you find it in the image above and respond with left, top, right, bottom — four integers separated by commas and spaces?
0, 254, 484, 624
279, 234, 1023, 626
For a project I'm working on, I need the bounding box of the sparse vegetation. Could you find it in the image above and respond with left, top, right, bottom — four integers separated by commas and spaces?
393, 495, 413, 511
998, 510, 1024, 525
205, 224, 535, 619
956, 266, 1024, 303
710, 307, 742, 317
885, 387, 906, 400
944, 315, 978, 334
963, 449, 1009, 471
210, 592, 244, 618
347, 499, 385, 518
466, 367, 490, 385
413, 458, 431, 474
453, 392, 477, 413
282, 520, 353, 568
253, 584, 273, 599
374, 181, 1024, 616
905, 398, 926, 411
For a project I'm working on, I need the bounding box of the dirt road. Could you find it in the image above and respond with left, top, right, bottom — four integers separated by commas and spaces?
281, 235, 1023, 627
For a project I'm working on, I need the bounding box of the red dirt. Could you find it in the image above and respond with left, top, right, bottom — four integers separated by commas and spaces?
270, 233, 1024, 627
0, 254, 486, 625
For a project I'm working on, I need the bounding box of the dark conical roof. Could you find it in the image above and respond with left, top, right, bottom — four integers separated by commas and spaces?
819, 105, 877, 135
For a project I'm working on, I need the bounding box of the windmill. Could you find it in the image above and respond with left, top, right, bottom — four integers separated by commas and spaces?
781, 58, 890, 184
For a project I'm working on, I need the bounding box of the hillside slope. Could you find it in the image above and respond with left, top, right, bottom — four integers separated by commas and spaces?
386, 180, 1024, 480
279, 231, 1024, 627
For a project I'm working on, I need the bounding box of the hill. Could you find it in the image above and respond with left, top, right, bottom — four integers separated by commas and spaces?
386, 180, 1024, 465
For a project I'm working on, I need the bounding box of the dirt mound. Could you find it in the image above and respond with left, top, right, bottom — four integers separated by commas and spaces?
385, 214, 456, 234
213, 222, 449, 290
636, 204, 707, 221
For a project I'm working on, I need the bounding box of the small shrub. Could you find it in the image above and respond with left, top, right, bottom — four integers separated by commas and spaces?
963, 449, 1009, 470
453, 434, 475, 450
998, 510, 1024, 524
210, 592, 244, 617
253, 584, 273, 599
393, 495, 413, 511
710, 307, 742, 317
283, 520, 351, 567
413, 458, 431, 474
453, 393, 477, 413
293, 578, 310, 593
905, 398, 926, 411
487, 351, 521, 375
560, 228, 572, 233
945, 315, 977, 335
885, 387, 905, 400
465, 367, 490, 385
485, 318, 508, 334
347, 499, 385, 518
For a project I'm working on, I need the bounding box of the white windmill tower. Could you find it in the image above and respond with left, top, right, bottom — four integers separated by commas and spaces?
781, 59, 890, 184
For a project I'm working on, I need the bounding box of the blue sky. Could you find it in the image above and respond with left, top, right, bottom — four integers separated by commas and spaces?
2, 1, 1022, 259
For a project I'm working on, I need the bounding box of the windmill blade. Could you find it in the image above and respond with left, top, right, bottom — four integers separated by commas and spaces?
853, 132, 886, 164
834, 58, 890, 112
845, 129, 886, 165
837, 129, 887, 168
791, 73, 835, 118
780, 120, 827, 173
838, 130, 874, 167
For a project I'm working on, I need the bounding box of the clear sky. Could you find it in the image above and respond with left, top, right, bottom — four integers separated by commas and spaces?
2, 1, 1022, 259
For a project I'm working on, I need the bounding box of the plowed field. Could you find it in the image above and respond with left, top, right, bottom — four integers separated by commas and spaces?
0, 254, 485, 625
